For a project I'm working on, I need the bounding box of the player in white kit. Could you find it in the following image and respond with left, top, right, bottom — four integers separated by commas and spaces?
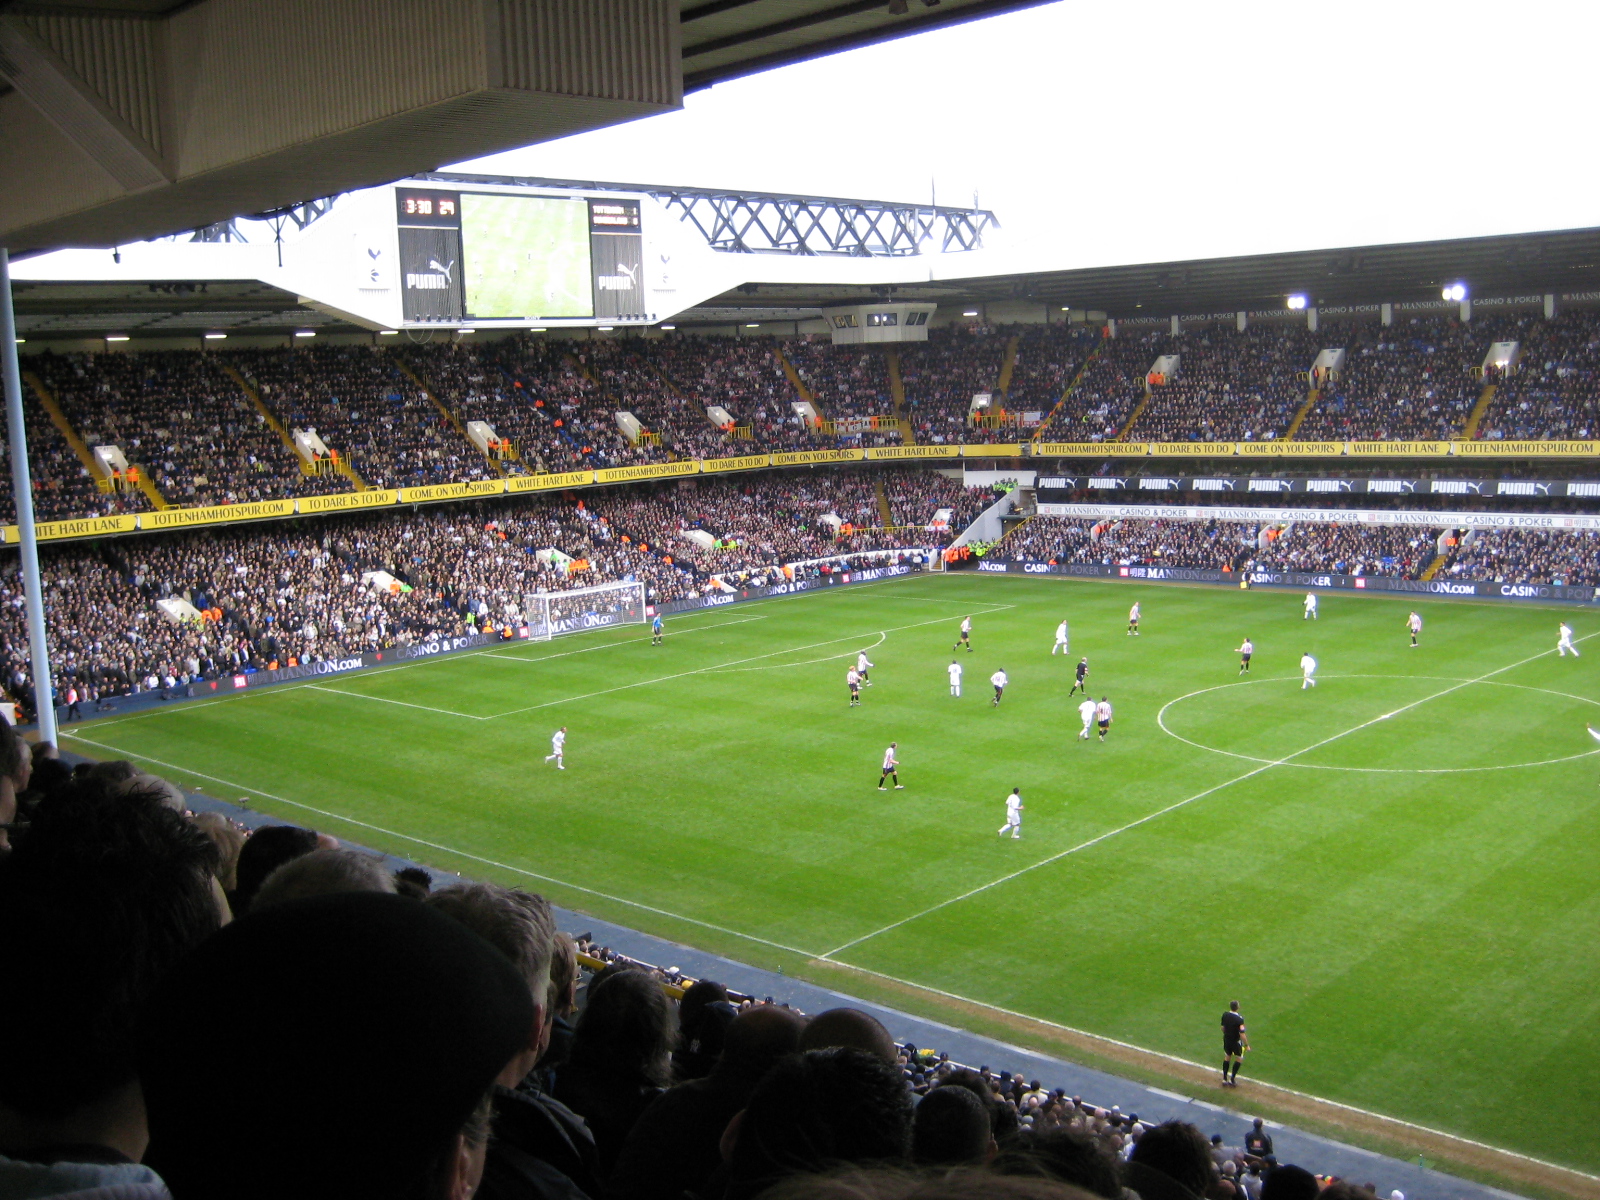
1052, 620, 1070, 654
1127, 602, 1141, 636
1407, 611, 1423, 647
1304, 592, 1318, 620
1077, 697, 1098, 740
997, 787, 1023, 838
990, 668, 1008, 707
948, 659, 963, 697
1300, 652, 1318, 689
857, 650, 874, 685
1558, 622, 1579, 657
544, 726, 567, 769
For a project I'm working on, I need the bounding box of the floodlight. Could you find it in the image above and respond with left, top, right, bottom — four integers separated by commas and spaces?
457, 327, 476, 334
106, 335, 130, 342
660, 324, 675, 330
378, 330, 398, 336
1442, 283, 1468, 302
598, 326, 614, 332
204, 332, 227, 340
746, 323, 760, 328
962, 310, 978, 317
294, 330, 315, 338
1286, 294, 1307, 310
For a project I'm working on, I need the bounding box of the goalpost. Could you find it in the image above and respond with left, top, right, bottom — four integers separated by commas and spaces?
522, 580, 647, 643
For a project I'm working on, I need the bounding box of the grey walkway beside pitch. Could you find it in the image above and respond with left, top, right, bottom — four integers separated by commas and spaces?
142, 774, 1526, 1200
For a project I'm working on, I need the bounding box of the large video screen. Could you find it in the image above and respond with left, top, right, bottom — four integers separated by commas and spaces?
461, 194, 593, 319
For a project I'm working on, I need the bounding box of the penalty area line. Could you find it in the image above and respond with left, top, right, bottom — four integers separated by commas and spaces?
52, 731, 821, 961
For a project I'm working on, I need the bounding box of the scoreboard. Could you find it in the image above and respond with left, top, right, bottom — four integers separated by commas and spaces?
396, 186, 650, 326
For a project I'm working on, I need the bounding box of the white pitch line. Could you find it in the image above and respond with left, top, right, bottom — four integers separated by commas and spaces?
479, 611, 995, 720
710, 630, 887, 673
302, 685, 486, 719
820, 633, 1593, 960
815, 959, 1600, 1186
76, 699, 225, 729
478, 615, 767, 664
53, 731, 820, 960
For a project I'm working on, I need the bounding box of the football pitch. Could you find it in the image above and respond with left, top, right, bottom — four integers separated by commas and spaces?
61, 574, 1600, 1174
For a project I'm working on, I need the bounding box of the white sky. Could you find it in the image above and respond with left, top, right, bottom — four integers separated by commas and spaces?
455, 0, 1600, 272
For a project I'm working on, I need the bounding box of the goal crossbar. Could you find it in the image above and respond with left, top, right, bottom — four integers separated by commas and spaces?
522, 580, 646, 642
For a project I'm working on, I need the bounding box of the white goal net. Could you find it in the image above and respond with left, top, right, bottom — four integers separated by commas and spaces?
522, 581, 647, 642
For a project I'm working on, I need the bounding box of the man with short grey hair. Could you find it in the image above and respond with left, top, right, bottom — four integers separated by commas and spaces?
425, 883, 599, 1200
250, 848, 397, 911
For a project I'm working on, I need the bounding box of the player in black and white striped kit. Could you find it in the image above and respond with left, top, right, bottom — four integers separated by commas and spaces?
877, 742, 904, 790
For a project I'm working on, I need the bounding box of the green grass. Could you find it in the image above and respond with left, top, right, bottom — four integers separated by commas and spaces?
461, 192, 592, 319
61, 575, 1600, 1173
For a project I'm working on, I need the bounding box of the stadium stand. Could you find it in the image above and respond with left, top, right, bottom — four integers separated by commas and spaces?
0, 470, 993, 705
1003, 322, 1102, 421
1, 384, 129, 524
1476, 309, 1600, 440
1122, 325, 1320, 443
896, 326, 1009, 442
235, 344, 487, 489
1032, 328, 1167, 442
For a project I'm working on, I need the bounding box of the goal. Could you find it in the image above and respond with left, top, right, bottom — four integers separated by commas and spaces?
522, 581, 647, 642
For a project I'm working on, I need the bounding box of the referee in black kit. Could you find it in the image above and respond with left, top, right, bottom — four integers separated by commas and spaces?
1221, 1000, 1249, 1086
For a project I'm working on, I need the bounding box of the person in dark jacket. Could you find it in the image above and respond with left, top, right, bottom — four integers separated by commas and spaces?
607, 1004, 804, 1199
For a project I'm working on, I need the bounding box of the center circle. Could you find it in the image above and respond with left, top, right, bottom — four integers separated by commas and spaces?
1156, 675, 1600, 774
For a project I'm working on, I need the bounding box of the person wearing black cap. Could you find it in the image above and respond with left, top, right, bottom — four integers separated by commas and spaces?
139, 891, 534, 1200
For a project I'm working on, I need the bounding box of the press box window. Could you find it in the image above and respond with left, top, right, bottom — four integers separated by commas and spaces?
867, 312, 898, 327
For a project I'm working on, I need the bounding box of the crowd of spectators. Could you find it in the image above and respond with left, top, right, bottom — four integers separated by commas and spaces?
1476, 309, 1600, 440
897, 327, 1009, 442
997, 517, 1445, 579
15, 313, 1600, 527
2, 388, 126, 524
1033, 330, 1164, 443
1000, 518, 1255, 571
1125, 326, 1319, 444
1003, 324, 1102, 417
27, 349, 321, 508
237, 344, 486, 489
0, 732, 1418, 1200
1296, 317, 1493, 442
0, 471, 986, 711
1441, 527, 1600, 585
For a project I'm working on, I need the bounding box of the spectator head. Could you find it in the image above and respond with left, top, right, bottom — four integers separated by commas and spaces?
991, 1127, 1121, 1199
394, 866, 434, 898
724, 1048, 913, 1199
1128, 1120, 1214, 1199
424, 882, 556, 1087
912, 1084, 994, 1167
548, 929, 578, 1015
232, 824, 319, 912
124, 773, 186, 812
189, 811, 246, 892
758, 1165, 1103, 1200
139, 892, 533, 1200
569, 966, 674, 1089
250, 847, 398, 910
717, 1001, 803, 1077
1259, 1164, 1320, 1200
0, 777, 222, 1157
0, 720, 30, 791
799, 1007, 898, 1065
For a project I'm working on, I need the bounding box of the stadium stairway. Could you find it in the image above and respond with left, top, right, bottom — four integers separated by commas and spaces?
1116, 382, 1153, 441
1033, 338, 1107, 441
221, 362, 356, 491
392, 354, 506, 478
1460, 382, 1497, 440
874, 477, 894, 526
1419, 552, 1449, 581
22, 368, 168, 509
885, 348, 911, 442
108, 755, 1515, 1200
1283, 388, 1320, 441
774, 345, 820, 413
995, 333, 1021, 400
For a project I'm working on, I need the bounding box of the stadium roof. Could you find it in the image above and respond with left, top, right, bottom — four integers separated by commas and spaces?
0, 0, 1051, 256
16, 221, 1600, 341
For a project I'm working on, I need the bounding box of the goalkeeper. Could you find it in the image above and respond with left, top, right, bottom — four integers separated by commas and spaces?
652, 613, 664, 646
